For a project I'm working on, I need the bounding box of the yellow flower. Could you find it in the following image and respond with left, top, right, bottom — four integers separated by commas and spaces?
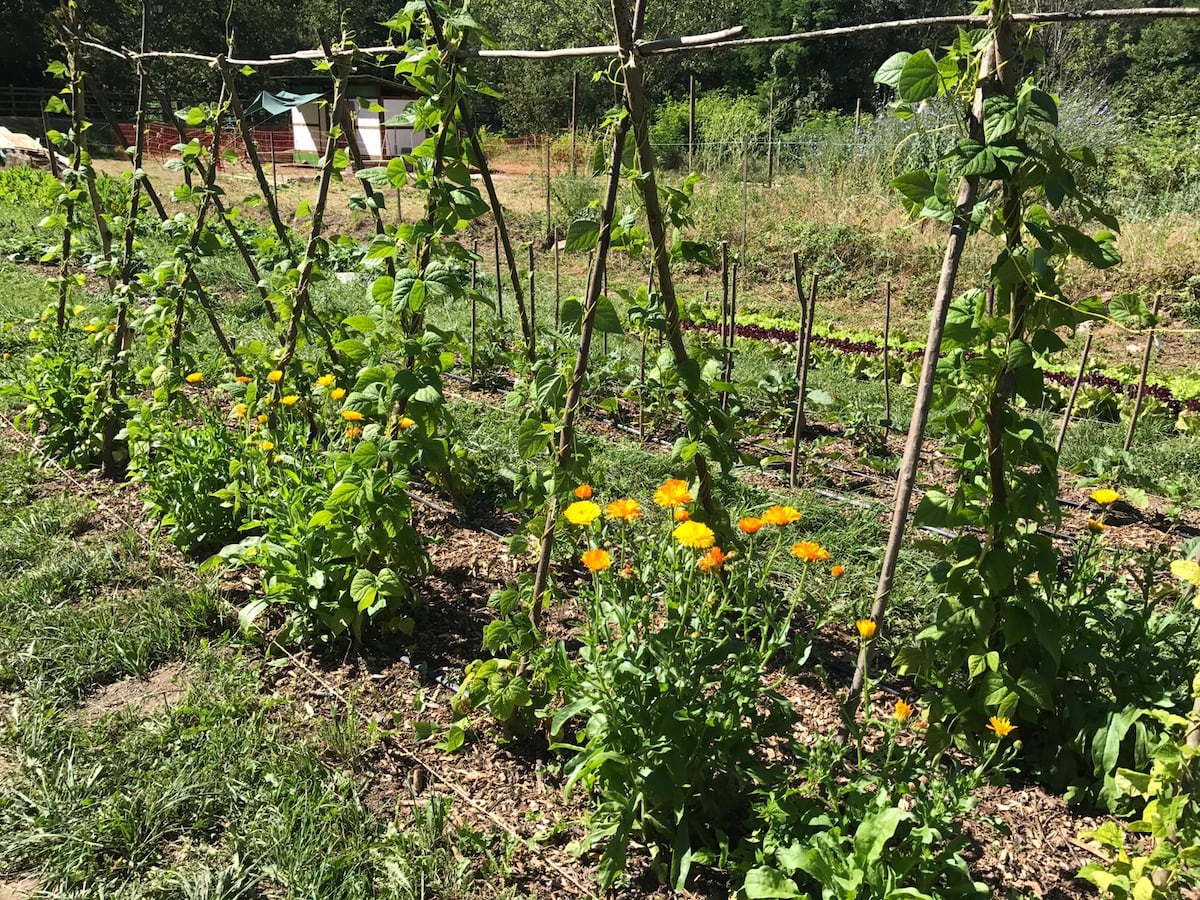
106, 324, 116, 332
605, 498, 642, 522
581, 548, 611, 572
988, 715, 1016, 739
280, 394, 299, 406
698, 546, 728, 573
674, 508, 690, 522
574, 484, 593, 500
738, 516, 763, 535
330, 388, 346, 401
256, 414, 268, 424
233, 403, 248, 418
653, 478, 692, 508
185, 372, 204, 384
267, 369, 284, 383
856, 618, 877, 640
761, 505, 802, 526
1091, 488, 1121, 505
791, 541, 830, 563
894, 699, 914, 722
345, 426, 362, 440
341, 409, 364, 422
260, 440, 275, 452
2, 353, 10, 361
83, 324, 99, 333
235, 375, 251, 384
399, 416, 416, 429
831, 564, 845, 577
317, 374, 335, 388
1086, 519, 1108, 534
563, 500, 601, 527
673, 520, 715, 549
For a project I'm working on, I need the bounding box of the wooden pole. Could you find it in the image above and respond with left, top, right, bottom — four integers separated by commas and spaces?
794, 273, 818, 432
530, 113, 631, 618
883, 281, 893, 429
493, 224, 503, 321
767, 86, 775, 188
528, 242, 536, 356
854, 97, 862, 133
1123, 295, 1161, 453
740, 140, 749, 265
722, 262, 738, 412
1055, 329, 1092, 456
545, 136, 553, 243
553, 228, 561, 329
270, 128, 278, 194
570, 71, 578, 178
851, 29, 999, 696
688, 74, 696, 171
720, 240, 730, 350
470, 242, 478, 387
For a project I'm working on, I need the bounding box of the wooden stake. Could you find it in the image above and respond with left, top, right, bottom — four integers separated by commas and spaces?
493, 225, 503, 320
722, 262, 738, 412
553, 228, 561, 329
527, 242, 536, 356
794, 273, 818, 430
1123, 295, 1161, 453
883, 281, 893, 429
720, 240, 730, 350
1055, 329, 1092, 455
470, 239, 478, 387
530, 113, 631, 619
854, 97, 862, 133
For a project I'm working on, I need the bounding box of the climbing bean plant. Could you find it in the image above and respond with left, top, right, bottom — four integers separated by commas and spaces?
877, 7, 1195, 804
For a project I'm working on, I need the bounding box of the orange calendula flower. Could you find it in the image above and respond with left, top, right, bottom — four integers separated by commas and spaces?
260, 440, 275, 452
831, 564, 845, 577
330, 388, 347, 401
698, 546, 728, 573
341, 410, 365, 422
761, 505, 802, 526
235, 375, 251, 384
317, 374, 335, 388
673, 520, 715, 549
256, 414, 268, 424
106, 324, 116, 332
345, 426, 363, 440
988, 715, 1016, 739
563, 501, 601, 527
399, 416, 416, 429
856, 618, 877, 640
233, 403, 248, 418
1086, 519, 1108, 534
581, 548, 611, 572
267, 369, 284, 383
894, 699, 914, 722
674, 508, 690, 522
738, 516, 763, 535
574, 484, 593, 500
790, 541, 830, 563
280, 394, 299, 406
605, 498, 642, 522
83, 324, 99, 333
653, 478, 693, 508
1091, 488, 1120, 505
185, 372, 204, 384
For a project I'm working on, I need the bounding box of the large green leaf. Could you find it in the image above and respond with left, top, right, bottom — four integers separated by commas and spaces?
874, 51, 912, 88
897, 50, 941, 102
742, 867, 804, 899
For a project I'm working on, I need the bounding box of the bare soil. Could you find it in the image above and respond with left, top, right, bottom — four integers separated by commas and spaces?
78, 661, 191, 722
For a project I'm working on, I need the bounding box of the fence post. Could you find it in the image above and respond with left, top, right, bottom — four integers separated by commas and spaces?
767, 86, 775, 188
688, 75, 696, 172
570, 71, 578, 178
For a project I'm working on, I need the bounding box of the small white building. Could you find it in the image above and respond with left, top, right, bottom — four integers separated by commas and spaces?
254, 76, 424, 164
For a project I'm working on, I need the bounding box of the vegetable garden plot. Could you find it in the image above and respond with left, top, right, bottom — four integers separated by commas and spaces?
2, 0, 1200, 896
